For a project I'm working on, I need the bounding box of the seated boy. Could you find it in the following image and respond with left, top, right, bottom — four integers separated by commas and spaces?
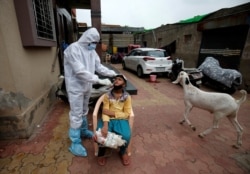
95, 74, 132, 166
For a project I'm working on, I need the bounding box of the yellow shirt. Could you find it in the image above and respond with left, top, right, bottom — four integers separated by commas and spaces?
102, 93, 132, 122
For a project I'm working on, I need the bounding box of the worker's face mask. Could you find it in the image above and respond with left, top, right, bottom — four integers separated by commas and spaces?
87, 43, 97, 50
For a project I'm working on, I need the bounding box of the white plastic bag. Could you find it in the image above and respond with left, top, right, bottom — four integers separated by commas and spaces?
95, 128, 126, 149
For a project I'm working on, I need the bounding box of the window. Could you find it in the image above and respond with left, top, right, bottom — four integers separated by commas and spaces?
184, 34, 192, 44
158, 38, 162, 48
141, 51, 147, 56
14, 0, 56, 47
32, 0, 55, 40
147, 50, 166, 57
128, 50, 136, 56
135, 51, 142, 56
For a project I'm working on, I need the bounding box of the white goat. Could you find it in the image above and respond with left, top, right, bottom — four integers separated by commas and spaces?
173, 71, 247, 148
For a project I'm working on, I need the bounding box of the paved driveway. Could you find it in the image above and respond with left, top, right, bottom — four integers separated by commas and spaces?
0, 63, 249, 174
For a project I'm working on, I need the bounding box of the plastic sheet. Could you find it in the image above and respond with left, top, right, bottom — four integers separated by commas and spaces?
198, 57, 242, 88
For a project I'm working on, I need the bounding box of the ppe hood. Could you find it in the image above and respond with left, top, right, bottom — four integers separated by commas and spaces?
78, 27, 100, 44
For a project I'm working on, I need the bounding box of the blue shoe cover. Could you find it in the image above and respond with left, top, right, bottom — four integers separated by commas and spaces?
81, 116, 94, 139
81, 129, 94, 139
69, 143, 87, 157
69, 128, 87, 157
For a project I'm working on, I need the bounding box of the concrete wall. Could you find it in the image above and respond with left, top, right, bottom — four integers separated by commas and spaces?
239, 29, 250, 91
102, 33, 135, 52
113, 34, 134, 47
143, 24, 202, 67
0, 0, 60, 139
139, 23, 250, 92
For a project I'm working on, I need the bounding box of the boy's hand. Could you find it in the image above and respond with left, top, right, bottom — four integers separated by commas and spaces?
101, 126, 108, 138
103, 109, 115, 117
93, 134, 98, 142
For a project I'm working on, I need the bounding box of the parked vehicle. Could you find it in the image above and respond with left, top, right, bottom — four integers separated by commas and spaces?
169, 58, 203, 87
55, 75, 111, 106
128, 44, 141, 53
198, 57, 242, 94
110, 52, 124, 64
122, 48, 172, 77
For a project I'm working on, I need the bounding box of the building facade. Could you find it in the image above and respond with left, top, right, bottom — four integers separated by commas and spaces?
0, 0, 100, 139
135, 3, 250, 91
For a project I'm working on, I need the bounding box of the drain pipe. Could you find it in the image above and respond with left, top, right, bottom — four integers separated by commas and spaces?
152, 30, 157, 47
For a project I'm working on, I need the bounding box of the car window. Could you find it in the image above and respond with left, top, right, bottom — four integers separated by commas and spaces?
128, 50, 142, 56
141, 51, 147, 56
128, 50, 136, 56
134, 51, 142, 56
147, 50, 167, 57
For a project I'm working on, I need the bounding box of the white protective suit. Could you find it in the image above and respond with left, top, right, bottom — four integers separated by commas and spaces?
64, 28, 116, 129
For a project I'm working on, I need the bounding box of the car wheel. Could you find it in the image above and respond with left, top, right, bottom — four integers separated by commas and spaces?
169, 72, 176, 81
122, 61, 126, 70
137, 66, 144, 78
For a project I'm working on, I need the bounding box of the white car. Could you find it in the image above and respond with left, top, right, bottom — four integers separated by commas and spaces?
122, 48, 172, 77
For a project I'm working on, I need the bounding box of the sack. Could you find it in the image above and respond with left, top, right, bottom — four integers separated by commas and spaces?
95, 128, 126, 149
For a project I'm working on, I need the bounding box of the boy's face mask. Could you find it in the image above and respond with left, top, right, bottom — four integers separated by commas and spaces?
87, 43, 97, 50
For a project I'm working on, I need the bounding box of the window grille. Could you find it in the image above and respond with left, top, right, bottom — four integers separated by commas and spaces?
14, 0, 57, 46
32, 0, 55, 40
184, 34, 192, 43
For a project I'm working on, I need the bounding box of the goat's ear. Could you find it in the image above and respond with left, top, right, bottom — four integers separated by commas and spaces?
185, 78, 190, 85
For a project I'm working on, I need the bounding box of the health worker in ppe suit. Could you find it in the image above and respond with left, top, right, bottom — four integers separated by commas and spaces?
64, 28, 117, 157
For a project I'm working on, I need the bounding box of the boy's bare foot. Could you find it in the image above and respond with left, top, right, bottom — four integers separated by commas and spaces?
121, 153, 130, 166
97, 157, 107, 166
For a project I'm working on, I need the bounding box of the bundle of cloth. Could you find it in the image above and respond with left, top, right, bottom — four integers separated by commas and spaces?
95, 128, 126, 149
198, 57, 242, 88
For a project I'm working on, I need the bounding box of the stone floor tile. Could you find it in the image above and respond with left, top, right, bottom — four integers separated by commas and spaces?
19, 163, 38, 174
68, 157, 91, 174
0, 157, 11, 170
32, 164, 57, 174
54, 160, 70, 174
22, 153, 45, 166
8, 152, 27, 171
0, 64, 249, 174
